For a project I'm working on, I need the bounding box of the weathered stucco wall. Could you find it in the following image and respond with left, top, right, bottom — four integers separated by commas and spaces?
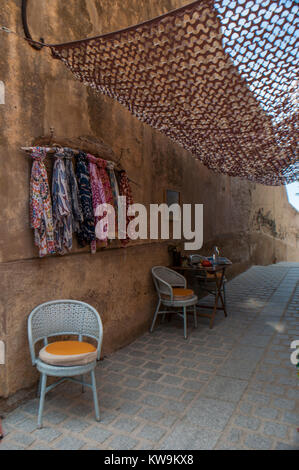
0, 0, 298, 404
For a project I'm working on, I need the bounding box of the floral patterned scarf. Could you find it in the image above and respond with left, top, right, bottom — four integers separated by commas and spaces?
52, 150, 73, 254
87, 154, 115, 249
29, 147, 55, 257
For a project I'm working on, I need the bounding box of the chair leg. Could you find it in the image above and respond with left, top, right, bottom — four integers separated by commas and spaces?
193, 305, 198, 329
81, 375, 85, 393
150, 300, 161, 333
91, 370, 100, 422
37, 375, 41, 398
183, 306, 188, 340
37, 373, 47, 429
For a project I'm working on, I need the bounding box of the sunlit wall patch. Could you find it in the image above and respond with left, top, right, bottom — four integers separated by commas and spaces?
0, 340, 5, 365
286, 181, 299, 212
0, 81, 5, 104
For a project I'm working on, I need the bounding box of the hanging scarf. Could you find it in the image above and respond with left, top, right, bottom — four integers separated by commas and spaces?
107, 163, 120, 239
107, 162, 120, 210
64, 149, 83, 234
116, 170, 134, 245
52, 150, 73, 254
87, 155, 115, 247
29, 147, 55, 257
75, 152, 96, 247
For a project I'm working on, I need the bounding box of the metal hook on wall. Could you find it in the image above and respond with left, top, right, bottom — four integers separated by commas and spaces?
21, 0, 45, 50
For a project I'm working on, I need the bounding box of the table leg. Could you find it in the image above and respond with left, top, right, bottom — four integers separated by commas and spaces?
192, 266, 229, 328
209, 268, 227, 328
216, 268, 227, 317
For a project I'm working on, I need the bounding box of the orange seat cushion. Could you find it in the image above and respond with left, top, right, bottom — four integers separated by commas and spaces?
162, 288, 194, 301
39, 341, 97, 366
172, 288, 194, 297
45, 341, 96, 355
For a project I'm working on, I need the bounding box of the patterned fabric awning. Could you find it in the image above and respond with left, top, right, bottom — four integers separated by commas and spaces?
49, 0, 298, 186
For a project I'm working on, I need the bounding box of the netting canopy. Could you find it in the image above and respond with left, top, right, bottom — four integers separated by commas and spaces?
49, 0, 298, 185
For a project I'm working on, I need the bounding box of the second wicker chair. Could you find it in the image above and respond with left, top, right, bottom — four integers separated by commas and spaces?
151, 266, 198, 339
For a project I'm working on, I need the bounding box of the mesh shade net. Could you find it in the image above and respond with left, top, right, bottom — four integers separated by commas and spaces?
49, 0, 298, 185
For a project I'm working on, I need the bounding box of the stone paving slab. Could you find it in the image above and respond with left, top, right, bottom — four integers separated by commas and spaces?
1, 263, 298, 451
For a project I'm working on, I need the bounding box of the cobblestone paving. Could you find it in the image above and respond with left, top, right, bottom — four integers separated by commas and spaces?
1, 263, 298, 450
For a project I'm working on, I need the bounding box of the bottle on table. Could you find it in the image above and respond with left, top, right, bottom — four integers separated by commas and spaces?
213, 246, 220, 265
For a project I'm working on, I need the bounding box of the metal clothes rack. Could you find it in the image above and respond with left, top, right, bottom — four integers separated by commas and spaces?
21, 146, 117, 167
21, 146, 140, 186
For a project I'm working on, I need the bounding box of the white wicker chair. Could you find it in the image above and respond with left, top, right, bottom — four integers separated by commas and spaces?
151, 266, 198, 339
28, 300, 103, 428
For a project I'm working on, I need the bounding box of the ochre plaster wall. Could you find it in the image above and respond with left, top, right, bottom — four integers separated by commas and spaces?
0, 0, 298, 403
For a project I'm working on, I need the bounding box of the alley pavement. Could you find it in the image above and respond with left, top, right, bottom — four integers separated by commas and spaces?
1, 263, 298, 450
